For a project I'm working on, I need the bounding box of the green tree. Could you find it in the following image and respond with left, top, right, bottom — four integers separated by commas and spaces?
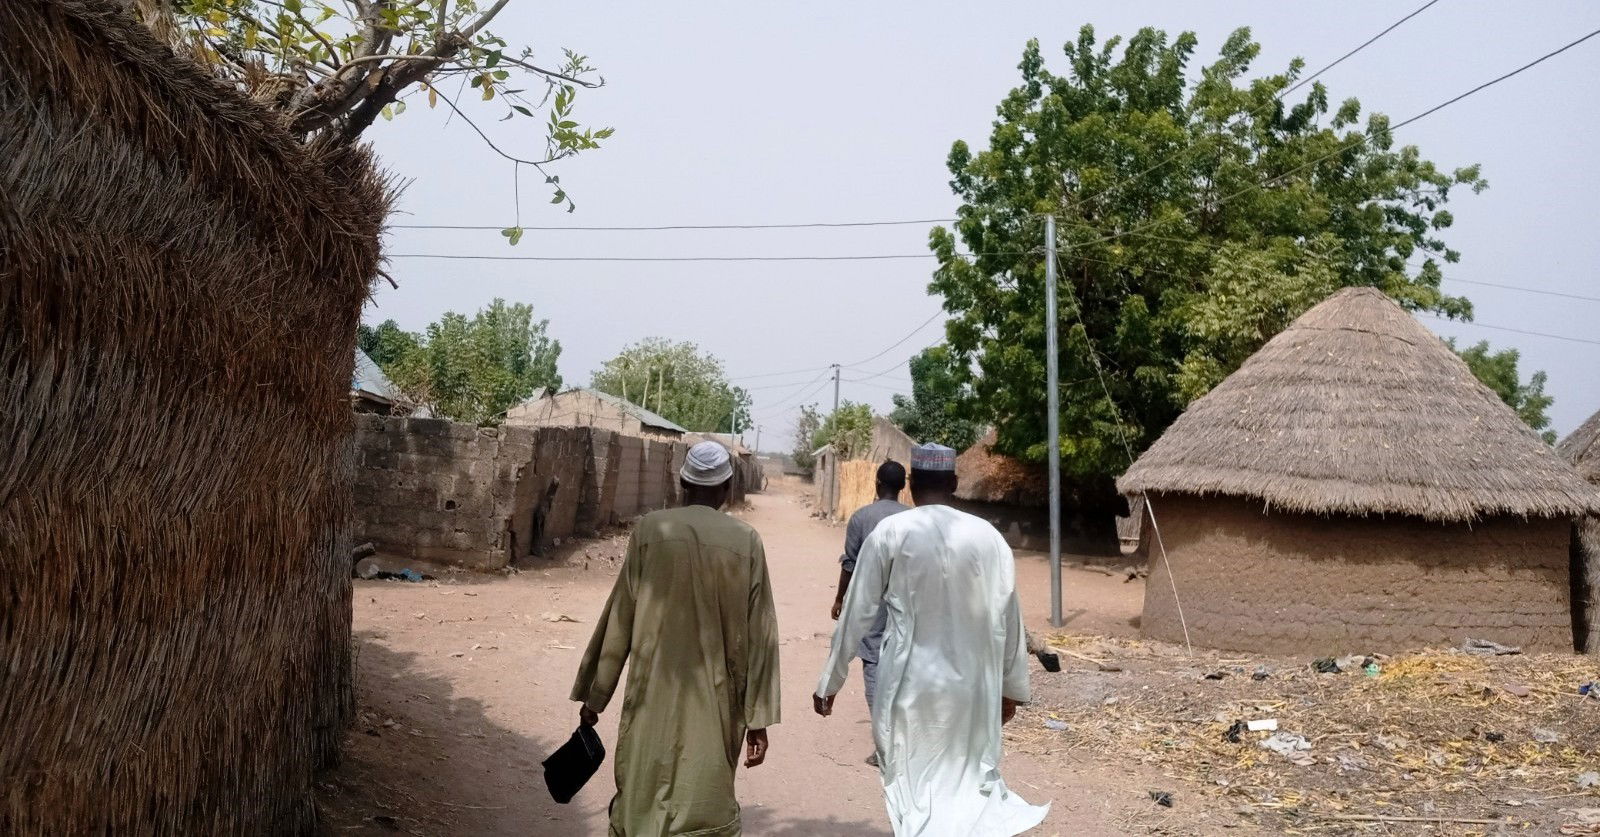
363, 299, 561, 424
357, 319, 421, 368
889, 345, 980, 450
791, 404, 823, 474
812, 402, 874, 461
591, 339, 752, 433
133, 0, 610, 212
931, 27, 1485, 498
1450, 339, 1556, 444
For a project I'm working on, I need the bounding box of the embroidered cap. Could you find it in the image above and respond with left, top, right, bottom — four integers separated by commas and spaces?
910, 442, 957, 472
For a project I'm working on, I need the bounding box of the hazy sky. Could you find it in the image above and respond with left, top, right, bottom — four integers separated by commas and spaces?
365, 1, 1600, 449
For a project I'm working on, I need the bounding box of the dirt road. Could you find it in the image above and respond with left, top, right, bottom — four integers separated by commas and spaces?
319, 486, 1154, 835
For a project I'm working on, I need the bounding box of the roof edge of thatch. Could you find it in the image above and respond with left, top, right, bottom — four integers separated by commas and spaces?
1118, 288, 1600, 523
1120, 466, 1600, 524
1558, 408, 1600, 484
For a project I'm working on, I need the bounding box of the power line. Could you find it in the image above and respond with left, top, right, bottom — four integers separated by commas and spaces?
385, 251, 1019, 263
745, 375, 831, 392
732, 310, 944, 389
1423, 314, 1600, 347
1059, 244, 1600, 307
390, 218, 957, 232
729, 365, 833, 383
843, 379, 910, 394
841, 310, 945, 369
1079, 26, 1600, 254
1065, 0, 1444, 216
759, 380, 835, 418
1280, 0, 1444, 99
1442, 276, 1600, 304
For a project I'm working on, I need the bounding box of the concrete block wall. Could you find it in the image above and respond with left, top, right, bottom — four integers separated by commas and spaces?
352, 414, 520, 570
354, 417, 694, 570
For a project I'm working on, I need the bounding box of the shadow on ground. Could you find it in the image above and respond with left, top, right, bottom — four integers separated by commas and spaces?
741, 807, 890, 836
315, 630, 589, 836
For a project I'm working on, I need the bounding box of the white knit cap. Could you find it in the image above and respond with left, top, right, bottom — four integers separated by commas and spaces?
681, 441, 733, 486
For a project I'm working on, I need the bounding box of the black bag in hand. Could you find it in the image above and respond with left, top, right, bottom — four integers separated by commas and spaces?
542, 724, 606, 804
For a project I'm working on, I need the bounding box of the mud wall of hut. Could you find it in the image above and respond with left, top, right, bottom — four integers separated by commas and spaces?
352, 420, 755, 569
0, 1, 388, 831
1141, 495, 1575, 654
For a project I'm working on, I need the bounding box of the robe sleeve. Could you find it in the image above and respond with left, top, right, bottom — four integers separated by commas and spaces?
816, 525, 891, 698
743, 533, 782, 730
840, 512, 865, 571
1001, 574, 1032, 704
569, 530, 640, 713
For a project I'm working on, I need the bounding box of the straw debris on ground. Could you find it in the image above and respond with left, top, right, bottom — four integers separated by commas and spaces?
1016, 633, 1600, 834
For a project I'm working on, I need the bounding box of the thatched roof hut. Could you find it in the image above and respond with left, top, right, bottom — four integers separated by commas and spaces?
2, 1, 387, 832
956, 429, 1048, 506
1559, 410, 1600, 484
1558, 409, 1600, 653
1119, 287, 1597, 654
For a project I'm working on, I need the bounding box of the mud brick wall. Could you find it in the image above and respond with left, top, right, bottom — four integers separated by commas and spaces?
352, 415, 524, 570
354, 419, 702, 569
527, 426, 590, 546
577, 430, 620, 535
1141, 494, 1575, 654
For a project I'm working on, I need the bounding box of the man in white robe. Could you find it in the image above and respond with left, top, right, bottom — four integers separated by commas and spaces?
813, 443, 1048, 836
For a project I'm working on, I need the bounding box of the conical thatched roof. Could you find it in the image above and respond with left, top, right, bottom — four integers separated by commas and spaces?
1119, 287, 1599, 522
1558, 409, 1600, 485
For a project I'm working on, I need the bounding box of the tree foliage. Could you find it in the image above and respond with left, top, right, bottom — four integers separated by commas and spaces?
1450, 339, 1556, 444
358, 298, 561, 424
889, 345, 980, 450
134, 0, 610, 210
590, 339, 752, 433
812, 402, 874, 461
791, 404, 822, 474
930, 27, 1487, 490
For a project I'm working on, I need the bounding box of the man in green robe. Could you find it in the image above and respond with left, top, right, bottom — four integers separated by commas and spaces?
571, 441, 782, 836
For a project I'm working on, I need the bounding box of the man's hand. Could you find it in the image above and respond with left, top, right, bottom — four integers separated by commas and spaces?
1001, 697, 1019, 726
579, 705, 599, 727
813, 692, 836, 717
831, 598, 843, 620
745, 729, 769, 767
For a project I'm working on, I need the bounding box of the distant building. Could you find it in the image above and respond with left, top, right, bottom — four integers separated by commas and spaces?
352, 348, 405, 414
1119, 287, 1599, 654
505, 388, 687, 440
1559, 408, 1600, 654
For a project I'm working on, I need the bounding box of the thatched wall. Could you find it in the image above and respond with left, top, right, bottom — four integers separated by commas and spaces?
0, 1, 387, 832
1141, 495, 1575, 654
1558, 409, 1600, 653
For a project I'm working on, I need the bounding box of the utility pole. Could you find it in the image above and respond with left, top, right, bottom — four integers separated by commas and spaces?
1045, 215, 1063, 628
754, 424, 762, 454
831, 363, 841, 413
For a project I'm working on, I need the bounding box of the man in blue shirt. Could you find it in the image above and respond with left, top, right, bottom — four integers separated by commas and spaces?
830, 460, 909, 764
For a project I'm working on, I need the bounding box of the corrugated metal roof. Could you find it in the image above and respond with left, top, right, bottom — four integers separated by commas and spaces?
585, 388, 688, 433
352, 348, 403, 404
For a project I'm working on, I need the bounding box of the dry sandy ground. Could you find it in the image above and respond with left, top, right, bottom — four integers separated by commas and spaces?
318, 487, 1206, 836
